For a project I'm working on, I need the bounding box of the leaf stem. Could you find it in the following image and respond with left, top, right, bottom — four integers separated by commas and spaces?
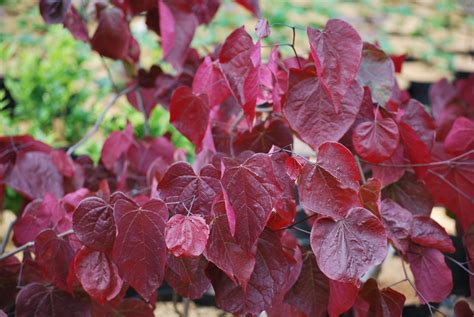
355, 155, 366, 184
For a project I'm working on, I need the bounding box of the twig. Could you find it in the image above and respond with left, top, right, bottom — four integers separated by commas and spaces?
276, 213, 317, 231
291, 226, 311, 235
290, 26, 302, 69
172, 291, 183, 317
135, 87, 150, 137
100, 56, 119, 92
270, 22, 305, 31
386, 278, 408, 288
355, 155, 366, 184
0, 229, 74, 261
66, 85, 137, 156
445, 255, 474, 275
428, 170, 473, 204
0, 218, 16, 254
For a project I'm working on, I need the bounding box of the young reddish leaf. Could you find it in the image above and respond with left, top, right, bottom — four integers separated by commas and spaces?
380, 199, 413, 253
91, 7, 131, 60
353, 278, 405, 317
284, 253, 329, 317
15, 283, 91, 317
165, 255, 210, 299
112, 198, 168, 301
298, 142, 360, 219
307, 19, 362, 112
165, 214, 209, 257
410, 215, 455, 253
356, 43, 395, 106
407, 244, 452, 303
398, 122, 431, 178
454, 299, 474, 317
283, 68, 363, 150
255, 18, 270, 39
101, 124, 133, 171
311, 207, 387, 282
444, 117, 474, 154
234, 0, 261, 16
72, 197, 116, 252
157, 162, 221, 216
209, 230, 292, 315
170, 86, 210, 149
400, 99, 436, 149
359, 178, 381, 217
34, 229, 74, 291
370, 143, 406, 187
50, 149, 75, 177
4, 151, 63, 199
328, 280, 359, 317
285, 156, 303, 181
204, 198, 256, 287
352, 117, 400, 163
63, 5, 89, 42
74, 247, 123, 304
221, 153, 283, 250
39, 0, 71, 24
192, 56, 230, 108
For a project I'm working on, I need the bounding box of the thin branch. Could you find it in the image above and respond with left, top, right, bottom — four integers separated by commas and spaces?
355, 155, 367, 184
135, 87, 150, 137
386, 278, 408, 289
276, 213, 317, 231
428, 170, 474, 204
0, 229, 74, 261
172, 291, 184, 317
270, 22, 305, 31
66, 85, 137, 156
100, 56, 119, 92
0, 218, 16, 254
445, 255, 474, 275
291, 226, 311, 235
290, 26, 302, 69
183, 298, 190, 317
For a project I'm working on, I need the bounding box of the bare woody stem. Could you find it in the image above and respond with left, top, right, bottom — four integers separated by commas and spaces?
135, 87, 150, 137
0, 218, 16, 254
66, 84, 137, 156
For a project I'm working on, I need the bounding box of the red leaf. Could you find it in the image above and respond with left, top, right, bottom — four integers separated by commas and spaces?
204, 198, 256, 287
255, 19, 270, 39
165, 214, 209, 257
284, 253, 329, 317
15, 283, 90, 316
221, 153, 283, 250
390, 54, 406, 73
209, 230, 292, 315
359, 178, 381, 217
112, 298, 154, 317
352, 117, 400, 163
34, 229, 74, 291
444, 117, 474, 154
407, 244, 452, 303
127, 137, 175, 175
63, 5, 89, 42
410, 215, 455, 253
398, 122, 431, 178
328, 280, 359, 317
170, 86, 210, 149
72, 197, 116, 252
353, 278, 405, 317
311, 207, 387, 282
371, 143, 406, 187
91, 7, 131, 60
74, 247, 123, 304
285, 156, 303, 181
192, 56, 230, 108
298, 142, 360, 219
112, 198, 168, 300
101, 124, 133, 171
380, 199, 413, 253
39, 0, 71, 24
454, 299, 474, 317
234, 0, 261, 16
157, 162, 221, 216
165, 255, 210, 299
283, 67, 363, 150
400, 99, 436, 149
159, 0, 198, 71
307, 19, 362, 112
356, 43, 395, 106
50, 149, 75, 177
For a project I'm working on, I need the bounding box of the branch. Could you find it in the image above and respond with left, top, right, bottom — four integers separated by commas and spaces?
66, 85, 137, 156
135, 87, 150, 137
0, 218, 16, 254
428, 170, 474, 204
100, 56, 119, 92
0, 229, 74, 261
275, 213, 317, 231
445, 255, 474, 276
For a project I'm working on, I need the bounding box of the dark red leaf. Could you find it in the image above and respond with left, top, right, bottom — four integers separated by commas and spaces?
410, 215, 455, 253
127, 0, 156, 15
359, 178, 381, 217
400, 99, 436, 149
307, 19, 362, 112
353, 278, 405, 317
126, 85, 158, 119
356, 43, 395, 106
74, 247, 123, 304
285, 156, 303, 181
170, 86, 210, 149
127, 137, 175, 175
34, 229, 74, 291
444, 117, 474, 154
298, 142, 360, 219
112, 198, 168, 300
111, 298, 154, 317
328, 280, 359, 317
101, 124, 133, 171
50, 149, 75, 177
63, 5, 89, 42
255, 18, 270, 39
234, 0, 261, 16
165, 255, 210, 299
398, 121, 431, 178
192, 0, 220, 25
283, 67, 363, 150
192, 56, 230, 108
454, 299, 474, 317
407, 244, 452, 303
352, 117, 400, 163
73, 196, 116, 252
157, 162, 221, 216
380, 199, 413, 253
311, 207, 387, 282
390, 54, 406, 73
370, 143, 406, 187
91, 7, 131, 60
0, 257, 20, 308
15, 283, 90, 317
165, 214, 209, 257
39, 0, 71, 24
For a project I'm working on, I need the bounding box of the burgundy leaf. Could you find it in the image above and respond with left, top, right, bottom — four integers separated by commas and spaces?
328, 280, 360, 317
353, 278, 405, 317
192, 0, 220, 24
352, 117, 400, 163
73, 197, 116, 252
50, 149, 75, 177
165, 214, 209, 257
157, 162, 221, 216
359, 178, 381, 217
298, 142, 360, 219
400, 99, 436, 149
454, 299, 474, 317
444, 117, 474, 154
380, 199, 413, 253
398, 122, 431, 178
192, 56, 230, 107
34, 229, 74, 291
110, 298, 154, 317
234, 0, 261, 16
410, 215, 455, 253
101, 124, 133, 171
407, 244, 452, 303
170, 86, 210, 149
127, 137, 175, 175
112, 198, 168, 300
0, 257, 20, 308
74, 247, 123, 304
283, 67, 363, 150
15, 283, 90, 317
311, 207, 387, 282
285, 156, 303, 181
165, 255, 210, 299
127, 0, 156, 15
63, 5, 89, 42
39, 0, 71, 24
126, 85, 158, 119
307, 19, 362, 112
371, 143, 406, 187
